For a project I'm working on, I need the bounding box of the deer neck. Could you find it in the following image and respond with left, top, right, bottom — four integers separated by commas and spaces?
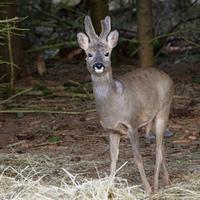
91, 71, 114, 99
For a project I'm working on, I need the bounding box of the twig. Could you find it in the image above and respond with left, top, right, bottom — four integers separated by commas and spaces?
172, 141, 200, 146
6, 13, 14, 90
69, 79, 93, 100
0, 73, 8, 81
34, 141, 61, 147
0, 17, 19, 23
0, 83, 10, 87
0, 110, 83, 115
0, 109, 96, 115
155, 14, 200, 57
130, 29, 200, 57
0, 88, 32, 105
14, 86, 68, 91
173, 95, 190, 99
24, 91, 94, 98
4, 140, 26, 149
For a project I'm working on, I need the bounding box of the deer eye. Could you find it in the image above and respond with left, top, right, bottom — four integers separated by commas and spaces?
88, 53, 93, 57
105, 52, 109, 57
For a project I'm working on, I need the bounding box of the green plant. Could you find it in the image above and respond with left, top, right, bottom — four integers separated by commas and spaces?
6, 105, 15, 108
191, 148, 198, 153
48, 136, 59, 143
193, 77, 200, 84
73, 87, 85, 93
184, 122, 191, 125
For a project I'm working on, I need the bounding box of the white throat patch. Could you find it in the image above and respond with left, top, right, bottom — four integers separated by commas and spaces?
94, 67, 104, 73
91, 74, 110, 99
94, 86, 109, 98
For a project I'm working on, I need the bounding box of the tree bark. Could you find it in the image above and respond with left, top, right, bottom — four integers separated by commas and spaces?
137, 0, 154, 68
0, 1, 27, 83
89, 0, 109, 35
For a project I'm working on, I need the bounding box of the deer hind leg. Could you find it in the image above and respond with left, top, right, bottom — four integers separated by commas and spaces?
152, 109, 170, 193
109, 131, 120, 177
129, 126, 152, 194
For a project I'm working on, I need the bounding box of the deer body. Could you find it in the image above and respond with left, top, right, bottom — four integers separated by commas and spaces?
77, 16, 174, 194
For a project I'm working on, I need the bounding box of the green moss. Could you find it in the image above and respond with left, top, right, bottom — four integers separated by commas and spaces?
48, 136, 59, 143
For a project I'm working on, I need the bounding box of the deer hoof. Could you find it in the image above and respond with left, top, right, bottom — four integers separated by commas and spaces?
144, 187, 152, 195
152, 186, 158, 194
163, 176, 169, 186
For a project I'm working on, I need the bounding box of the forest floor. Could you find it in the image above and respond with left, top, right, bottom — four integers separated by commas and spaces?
0, 57, 200, 198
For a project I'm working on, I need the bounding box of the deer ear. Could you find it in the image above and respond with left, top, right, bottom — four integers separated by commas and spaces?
77, 32, 89, 50
107, 30, 119, 49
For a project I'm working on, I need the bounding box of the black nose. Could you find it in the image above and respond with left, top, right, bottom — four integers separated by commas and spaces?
93, 62, 105, 69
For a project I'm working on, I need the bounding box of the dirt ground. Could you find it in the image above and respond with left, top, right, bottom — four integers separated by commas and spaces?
0, 60, 200, 191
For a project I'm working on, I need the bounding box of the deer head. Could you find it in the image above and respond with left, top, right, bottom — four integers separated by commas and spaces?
77, 16, 119, 76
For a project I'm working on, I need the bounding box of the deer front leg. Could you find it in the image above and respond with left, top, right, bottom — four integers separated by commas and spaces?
129, 127, 152, 194
108, 131, 120, 177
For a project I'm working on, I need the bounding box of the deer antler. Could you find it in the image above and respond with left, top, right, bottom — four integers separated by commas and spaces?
99, 16, 111, 42
84, 16, 98, 43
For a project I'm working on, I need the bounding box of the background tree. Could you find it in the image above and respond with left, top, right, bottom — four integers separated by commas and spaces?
137, 0, 154, 68
0, 0, 27, 83
89, 0, 109, 34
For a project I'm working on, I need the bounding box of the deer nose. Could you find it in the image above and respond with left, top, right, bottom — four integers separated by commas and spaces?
93, 62, 105, 70
93, 62, 105, 73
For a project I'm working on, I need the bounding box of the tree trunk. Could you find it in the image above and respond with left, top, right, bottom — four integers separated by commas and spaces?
89, 0, 109, 35
0, 1, 27, 83
137, 0, 154, 68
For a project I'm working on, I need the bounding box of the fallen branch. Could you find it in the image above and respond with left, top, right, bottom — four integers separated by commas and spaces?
23, 91, 94, 98
0, 88, 32, 105
0, 110, 84, 114
173, 95, 190, 99
34, 141, 61, 147
0, 109, 96, 115
172, 141, 200, 145
4, 140, 26, 149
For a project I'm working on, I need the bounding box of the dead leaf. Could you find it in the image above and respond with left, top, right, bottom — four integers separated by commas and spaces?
30, 120, 42, 126
17, 133, 35, 141
188, 136, 197, 141
47, 145, 68, 150
170, 124, 182, 129
184, 130, 190, 134
173, 138, 191, 144
21, 130, 32, 134
70, 156, 81, 162
79, 117, 86, 122
192, 132, 199, 136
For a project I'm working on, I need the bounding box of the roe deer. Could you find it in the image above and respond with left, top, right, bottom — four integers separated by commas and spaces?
77, 16, 174, 194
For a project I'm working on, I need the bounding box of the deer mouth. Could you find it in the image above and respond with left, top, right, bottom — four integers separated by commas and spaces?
93, 62, 105, 73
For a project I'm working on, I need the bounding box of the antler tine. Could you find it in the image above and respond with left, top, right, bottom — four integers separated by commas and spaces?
99, 16, 111, 41
84, 16, 98, 43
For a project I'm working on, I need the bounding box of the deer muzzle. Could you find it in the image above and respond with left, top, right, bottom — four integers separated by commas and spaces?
93, 62, 105, 73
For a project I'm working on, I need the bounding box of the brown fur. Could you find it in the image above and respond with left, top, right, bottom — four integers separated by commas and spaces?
77, 16, 174, 194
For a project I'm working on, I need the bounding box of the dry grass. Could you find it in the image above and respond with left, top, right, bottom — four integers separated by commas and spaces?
0, 153, 200, 200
